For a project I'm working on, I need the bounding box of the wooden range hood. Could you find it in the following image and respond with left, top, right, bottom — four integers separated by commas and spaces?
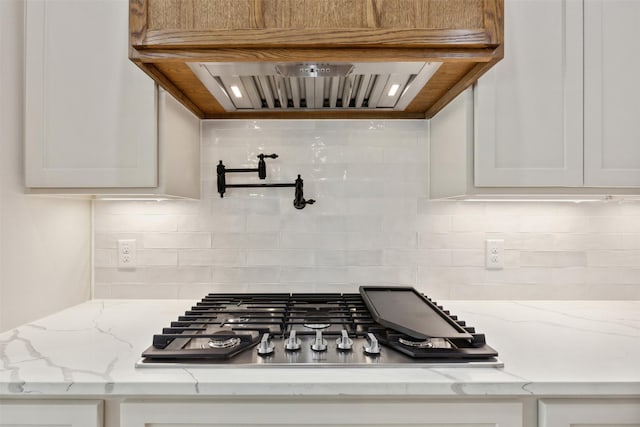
129, 0, 503, 119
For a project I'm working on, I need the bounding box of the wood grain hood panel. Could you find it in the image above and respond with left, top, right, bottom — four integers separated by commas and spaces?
129, 0, 504, 119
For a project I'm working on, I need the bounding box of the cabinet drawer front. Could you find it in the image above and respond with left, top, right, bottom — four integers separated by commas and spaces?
0, 400, 103, 427
121, 399, 522, 426
539, 398, 640, 427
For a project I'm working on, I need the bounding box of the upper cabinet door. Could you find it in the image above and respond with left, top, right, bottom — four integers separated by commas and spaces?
474, 0, 583, 187
25, 0, 157, 188
584, 0, 640, 187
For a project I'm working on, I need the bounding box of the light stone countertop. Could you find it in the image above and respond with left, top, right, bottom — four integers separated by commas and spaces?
1, 299, 639, 397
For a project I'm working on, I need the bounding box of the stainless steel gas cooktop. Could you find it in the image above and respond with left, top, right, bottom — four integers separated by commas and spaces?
137, 286, 502, 368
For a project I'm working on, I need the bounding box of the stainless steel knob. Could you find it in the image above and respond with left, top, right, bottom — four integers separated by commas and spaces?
311, 330, 327, 352
284, 330, 301, 351
257, 333, 274, 356
336, 329, 353, 351
363, 333, 380, 355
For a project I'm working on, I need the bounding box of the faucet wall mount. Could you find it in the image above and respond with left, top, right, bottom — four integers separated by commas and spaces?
216, 154, 315, 209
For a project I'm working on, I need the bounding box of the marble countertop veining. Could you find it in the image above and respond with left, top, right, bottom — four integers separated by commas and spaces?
1, 299, 639, 397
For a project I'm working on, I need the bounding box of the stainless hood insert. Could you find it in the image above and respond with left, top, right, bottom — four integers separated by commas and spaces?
188, 62, 441, 112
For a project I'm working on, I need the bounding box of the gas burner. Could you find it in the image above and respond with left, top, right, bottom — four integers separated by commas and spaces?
207, 336, 242, 349
303, 323, 331, 330
398, 337, 434, 349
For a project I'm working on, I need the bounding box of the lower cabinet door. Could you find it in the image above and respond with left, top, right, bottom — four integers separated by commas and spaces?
0, 400, 103, 426
539, 399, 640, 427
120, 399, 522, 427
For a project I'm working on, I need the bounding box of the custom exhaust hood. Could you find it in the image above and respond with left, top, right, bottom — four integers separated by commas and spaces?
129, 0, 504, 119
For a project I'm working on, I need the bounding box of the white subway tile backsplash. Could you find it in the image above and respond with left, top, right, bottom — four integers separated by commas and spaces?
93, 119, 640, 299
343, 216, 384, 232
280, 232, 347, 249
179, 249, 246, 266
211, 196, 281, 215
588, 216, 640, 233
383, 249, 451, 267
585, 267, 640, 285
94, 249, 116, 268
311, 250, 383, 267
586, 250, 640, 267
177, 283, 248, 299
520, 251, 588, 267
95, 267, 146, 284
550, 267, 588, 285
450, 249, 484, 267
418, 266, 487, 287
137, 249, 178, 266
177, 215, 245, 232
313, 250, 347, 266
348, 266, 416, 285
144, 232, 211, 249
415, 215, 451, 233
145, 267, 212, 283
212, 267, 280, 284
420, 232, 486, 250
246, 215, 282, 232
278, 215, 347, 233
280, 267, 348, 284
212, 232, 278, 249
382, 215, 417, 232
94, 214, 178, 232
344, 250, 383, 266
94, 232, 144, 249
247, 250, 314, 267
93, 200, 207, 216
485, 267, 553, 285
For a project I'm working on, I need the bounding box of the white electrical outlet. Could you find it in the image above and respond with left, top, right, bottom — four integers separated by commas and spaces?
485, 239, 504, 270
118, 239, 137, 269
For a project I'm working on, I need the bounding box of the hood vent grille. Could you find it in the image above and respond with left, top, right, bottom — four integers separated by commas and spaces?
189, 62, 441, 112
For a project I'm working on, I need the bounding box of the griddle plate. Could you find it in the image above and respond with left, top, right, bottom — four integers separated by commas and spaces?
359, 286, 472, 340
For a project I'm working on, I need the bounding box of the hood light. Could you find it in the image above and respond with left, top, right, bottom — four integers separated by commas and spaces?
387, 84, 400, 97
230, 85, 243, 98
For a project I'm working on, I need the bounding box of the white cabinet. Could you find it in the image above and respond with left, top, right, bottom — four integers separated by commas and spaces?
24, 0, 200, 198
25, 0, 156, 188
120, 399, 523, 427
584, 0, 640, 187
0, 400, 103, 426
474, 0, 583, 187
539, 399, 640, 427
452, 0, 640, 194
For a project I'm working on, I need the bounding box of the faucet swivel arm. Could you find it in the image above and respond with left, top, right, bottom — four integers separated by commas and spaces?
217, 158, 315, 209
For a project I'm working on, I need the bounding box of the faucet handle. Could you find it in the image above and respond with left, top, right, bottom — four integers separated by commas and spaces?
257, 153, 278, 179
257, 153, 278, 159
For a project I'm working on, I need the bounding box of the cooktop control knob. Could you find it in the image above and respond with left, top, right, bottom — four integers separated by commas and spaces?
363, 333, 381, 355
311, 330, 328, 352
284, 330, 301, 351
336, 329, 353, 351
257, 333, 275, 356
